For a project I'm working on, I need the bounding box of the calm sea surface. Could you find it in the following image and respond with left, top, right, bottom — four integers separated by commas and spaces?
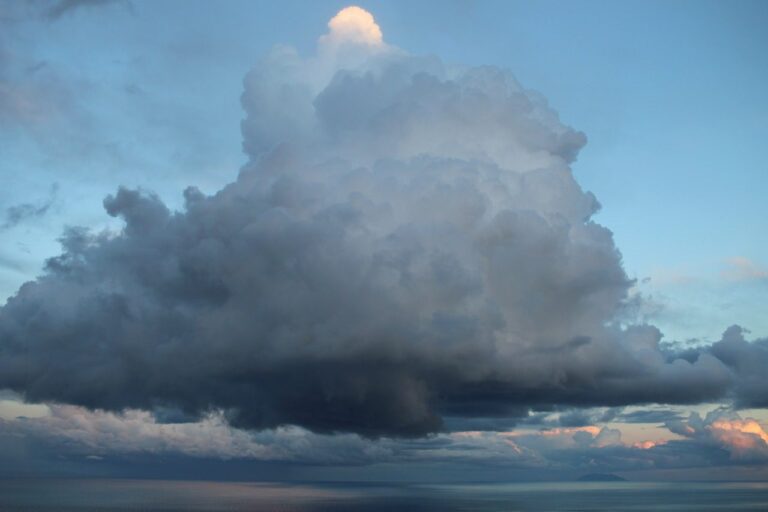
1, 479, 767, 511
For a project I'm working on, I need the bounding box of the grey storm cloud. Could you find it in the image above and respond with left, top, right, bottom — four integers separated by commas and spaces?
708, 326, 768, 408
0, 13, 763, 438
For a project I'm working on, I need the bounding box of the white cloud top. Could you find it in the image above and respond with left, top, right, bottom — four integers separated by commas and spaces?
322, 6, 384, 47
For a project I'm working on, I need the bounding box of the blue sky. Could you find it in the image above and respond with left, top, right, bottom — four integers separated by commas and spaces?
2, 0, 765, 342
1, 0, 768, 481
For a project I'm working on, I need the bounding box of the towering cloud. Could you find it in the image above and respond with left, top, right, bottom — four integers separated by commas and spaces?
0, 7, 761, 438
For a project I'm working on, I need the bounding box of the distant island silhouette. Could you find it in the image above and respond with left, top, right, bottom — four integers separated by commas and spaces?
577, 473, 627, 482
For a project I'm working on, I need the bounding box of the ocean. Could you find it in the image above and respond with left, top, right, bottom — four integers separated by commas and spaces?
1, 479, 767, 511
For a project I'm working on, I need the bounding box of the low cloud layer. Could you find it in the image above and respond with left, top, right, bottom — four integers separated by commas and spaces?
0, 7, 765, 439
3, 403, 767, 478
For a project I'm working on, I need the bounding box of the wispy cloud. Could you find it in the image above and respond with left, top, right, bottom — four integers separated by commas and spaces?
1, 183, 58, 231
44, 0, 129, 21
722, 257, 768, 283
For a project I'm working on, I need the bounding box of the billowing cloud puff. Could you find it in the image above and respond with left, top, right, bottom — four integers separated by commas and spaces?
666, 409, 768, 462
708, 326, 768, 408
0, 7, 762, 438
321, 6, 384, 48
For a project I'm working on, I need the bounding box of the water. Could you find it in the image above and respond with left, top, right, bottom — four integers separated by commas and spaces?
1, 479, 767, 511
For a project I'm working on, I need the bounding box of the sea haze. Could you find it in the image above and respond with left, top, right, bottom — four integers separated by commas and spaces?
1, 480, 768, 511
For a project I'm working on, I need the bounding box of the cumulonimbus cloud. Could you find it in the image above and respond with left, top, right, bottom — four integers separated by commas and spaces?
0, 7, 763, 438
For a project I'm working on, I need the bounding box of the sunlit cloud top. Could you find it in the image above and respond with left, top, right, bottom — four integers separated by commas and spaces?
321, 6, 384, 47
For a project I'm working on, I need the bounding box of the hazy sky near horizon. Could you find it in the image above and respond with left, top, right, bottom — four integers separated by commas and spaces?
1, 0, 767, 481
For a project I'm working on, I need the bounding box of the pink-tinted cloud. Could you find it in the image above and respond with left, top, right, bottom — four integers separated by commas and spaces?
722, 257, 768, 283
709, 419, 768, 459
667, 410, 768, 462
